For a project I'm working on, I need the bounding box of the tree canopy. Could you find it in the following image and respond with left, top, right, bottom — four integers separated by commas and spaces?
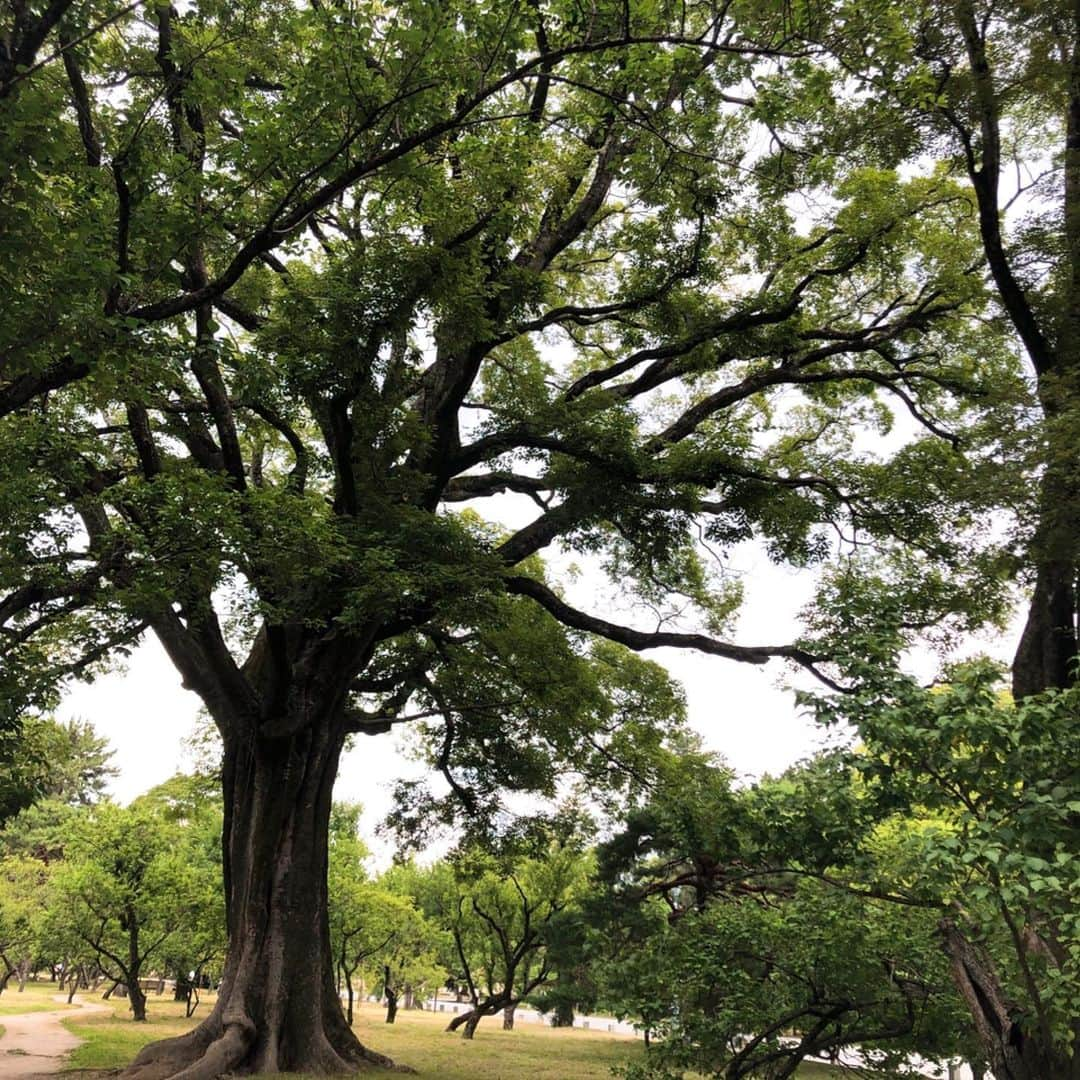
1, 0, 1073, 1076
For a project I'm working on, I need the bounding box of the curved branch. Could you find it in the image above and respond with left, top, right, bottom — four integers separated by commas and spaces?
504, 575, 843, 689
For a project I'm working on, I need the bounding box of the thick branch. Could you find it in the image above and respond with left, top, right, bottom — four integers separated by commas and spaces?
505, 574, 833, 675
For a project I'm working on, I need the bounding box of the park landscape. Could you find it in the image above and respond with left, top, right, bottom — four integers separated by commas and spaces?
1, 0, 1079, 1078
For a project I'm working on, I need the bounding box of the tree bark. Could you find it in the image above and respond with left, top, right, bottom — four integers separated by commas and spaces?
385, 966, 398, 1024
446, 1004, 489, 1038
129, 980, 148, 1022
344, 970, 355, 1026
123, 720, 400, 1078
1012, 547, 1079, 699
940, 919, 1070, 1080
127, 913, 148, 1022
502, 1003, 515, 1030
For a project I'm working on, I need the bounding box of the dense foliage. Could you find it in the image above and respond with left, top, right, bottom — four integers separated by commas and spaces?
1, 0, 1076, 1075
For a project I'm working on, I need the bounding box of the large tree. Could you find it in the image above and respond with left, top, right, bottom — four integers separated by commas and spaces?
0, 1, 1028, 1075
802, 0, 1080, 698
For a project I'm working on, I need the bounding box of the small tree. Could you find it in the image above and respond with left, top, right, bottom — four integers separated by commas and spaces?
136, 775, 226, 1017
595, 750, 980, 1078
49, 803, 206, 1021
423, 844, 590, 1039
0, 855, 45, 992
812, 661, 1080, 1080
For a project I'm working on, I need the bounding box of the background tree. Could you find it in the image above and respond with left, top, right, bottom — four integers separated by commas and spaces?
370, 893, 445, 1024
593, 751, 979, 1078
421, 843, 590, 1039
0, 855, 46, 993
795, 0, 1080, 698
49, 801, 209, 1021
810, 659, 1080, 1080
327, 804, 444, 1026
0, 715, 115, 825
136, 774, 227, 1016
0, 0, 1033, 1074
0, 716, 115, 862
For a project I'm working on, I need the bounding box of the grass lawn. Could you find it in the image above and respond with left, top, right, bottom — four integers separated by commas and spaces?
63, 989, 210, 1070
0, 979, 75, 1015
59, 990, 874, 1079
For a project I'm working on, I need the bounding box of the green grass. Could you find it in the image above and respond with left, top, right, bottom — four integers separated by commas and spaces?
0, 979, 75, 1015
350, 1002, 640, 1079
63, 990, 207, 1070
60, 994, 876, 1079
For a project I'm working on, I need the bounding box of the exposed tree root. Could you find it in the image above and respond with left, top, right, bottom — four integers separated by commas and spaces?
119, 1007, 413, 1079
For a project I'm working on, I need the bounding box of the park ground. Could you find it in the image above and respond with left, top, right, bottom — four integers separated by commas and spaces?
0, 981, 874, 1079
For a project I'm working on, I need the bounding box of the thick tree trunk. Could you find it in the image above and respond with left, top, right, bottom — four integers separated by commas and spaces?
123, 720, 400, 1079
1012, 558, 1078, 699
551, 1000, 574, 1027
502, 1004, 515, 1030
940, 920, 1071, 1080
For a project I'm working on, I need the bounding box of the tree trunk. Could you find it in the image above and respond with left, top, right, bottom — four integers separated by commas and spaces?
344, 970, 355, 1026
1012, 557, 1078, 699
385, 993, 398, 1024
129, 980, 148, 1022
445, 999, 506, 1040
551, 1000, 574, 1027
502, 1004, 515, 1030
123, 720, 399, 1079
128, 913, 148, 1022
446, 1005, 481, 1035
940, 919, 1070, 1080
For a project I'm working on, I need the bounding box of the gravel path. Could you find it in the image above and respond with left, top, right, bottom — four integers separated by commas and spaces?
0, 995, 110, 1078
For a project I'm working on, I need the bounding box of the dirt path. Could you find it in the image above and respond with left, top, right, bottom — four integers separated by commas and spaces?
0, 995, 110, 1078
